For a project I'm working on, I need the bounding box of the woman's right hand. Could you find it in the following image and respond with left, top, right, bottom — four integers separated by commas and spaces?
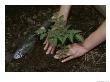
43, 5, 71, 55
43, 38, 56, 55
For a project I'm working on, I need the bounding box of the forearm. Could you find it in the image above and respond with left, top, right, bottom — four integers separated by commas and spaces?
59, 5, 72, 21
82, 20, 106, 51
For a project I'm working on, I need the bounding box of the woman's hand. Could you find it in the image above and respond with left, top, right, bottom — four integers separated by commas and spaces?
54, 43, 89, 63
43, 6, 72, 55
43, 38, 56, 54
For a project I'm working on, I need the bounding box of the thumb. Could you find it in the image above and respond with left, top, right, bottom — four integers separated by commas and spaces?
66, 48, 76, 56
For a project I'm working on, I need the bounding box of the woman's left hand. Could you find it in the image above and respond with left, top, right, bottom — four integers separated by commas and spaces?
54, 43, 89, 63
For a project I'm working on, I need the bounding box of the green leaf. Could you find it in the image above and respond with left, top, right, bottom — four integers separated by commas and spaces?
68, 33, 74, 43
35, 27, 46, 35
48, 37, 57, 46
71, 29, 82, 34
58, 34, 68, 45
75, 34, 84, 42
57, 46, 69, 59
62, 35, 68, 44
51, 12, 59, 21
67, 30, 74, 43
58, 35, 64, 44
48, 30, 55, 38
66, 25, 71, 30
40, 33, 46, 40
58, 15, 64, 21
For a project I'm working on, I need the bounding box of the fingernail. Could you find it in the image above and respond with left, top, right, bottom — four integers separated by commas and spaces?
46, 52, 48, 54
44, 47, 46, 50
54, 55, 59, 59
61, 61, 64, 63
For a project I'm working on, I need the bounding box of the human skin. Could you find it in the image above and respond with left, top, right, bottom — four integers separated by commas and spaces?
54, 20, 106, 63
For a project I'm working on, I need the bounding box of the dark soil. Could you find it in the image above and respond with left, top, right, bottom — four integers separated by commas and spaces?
5, 5, 106, 72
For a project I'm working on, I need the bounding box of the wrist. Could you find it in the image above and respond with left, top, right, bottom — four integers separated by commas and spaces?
82, 42, 91, 53
59, 5, 71, 21
58, 12, 68, 21
81, 43, 90, 53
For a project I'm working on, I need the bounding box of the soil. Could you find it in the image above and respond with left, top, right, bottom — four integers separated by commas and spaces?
5, 5, 106, 72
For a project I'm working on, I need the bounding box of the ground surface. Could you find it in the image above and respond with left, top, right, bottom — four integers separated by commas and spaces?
5, 5, 106, 72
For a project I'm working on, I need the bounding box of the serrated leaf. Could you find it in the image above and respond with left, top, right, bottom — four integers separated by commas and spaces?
67, 30, 74, 43
57, 46, 69, 59
58, 15, 64, 21
75, 34, 84, 42
71, 29, 82, 34
68, 33, 74, 43
40, 33, 46, 40
48, 30, 55, 38
48, 37, 57, 46
66, 25, 71, 30
58, 35, 64, 44
51, 12, 59, 21
36, 27, 46, 35
62, 35, 68, 44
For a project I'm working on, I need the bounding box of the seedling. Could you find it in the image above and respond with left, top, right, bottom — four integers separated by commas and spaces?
35, 12, 84, 59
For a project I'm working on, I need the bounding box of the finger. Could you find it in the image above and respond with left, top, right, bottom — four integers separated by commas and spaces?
61, 56, 74, 63
54, 51, 73, 59
54, 54, 69, 59
43, 38, 47, 44
54, 55, 59, 59
44, 42, 49, 50
54, 49, 71, 59
46, 46, 52, 54
66, 49, 75, 56
56, 50, 62, 54
51, 47, 55, 54
66, 45, 77, 56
